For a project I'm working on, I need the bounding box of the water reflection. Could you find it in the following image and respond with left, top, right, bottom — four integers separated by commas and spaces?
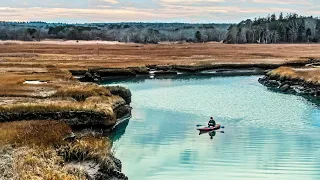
111, 118, 130, 142
101, 72, 265, 84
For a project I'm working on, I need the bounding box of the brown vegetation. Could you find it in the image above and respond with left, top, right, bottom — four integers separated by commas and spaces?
1, 43, 320, 97
0, 120, 114, 180
0, 83, 117, 114
14, 147, 87, 180
268, 67, 320, 84
0, 120, 84, 179
0, 120, 71, 147
53, 83, 112, 101
1, 43, 320, 70
59, 136, 118, 171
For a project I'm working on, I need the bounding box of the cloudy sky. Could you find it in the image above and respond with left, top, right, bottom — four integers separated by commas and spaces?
0, 0, 318, 23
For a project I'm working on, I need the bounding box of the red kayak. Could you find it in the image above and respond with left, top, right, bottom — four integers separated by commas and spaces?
197, 124, 221, 132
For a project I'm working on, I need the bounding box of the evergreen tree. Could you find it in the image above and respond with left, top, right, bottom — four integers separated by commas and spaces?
271, 14, 276, 22
195, 31, 202, 42
279, 12, 284, 21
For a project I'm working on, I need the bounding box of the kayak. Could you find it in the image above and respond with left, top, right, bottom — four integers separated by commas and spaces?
197, 124, 221, 132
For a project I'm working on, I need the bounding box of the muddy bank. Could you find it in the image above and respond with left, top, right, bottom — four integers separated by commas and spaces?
63, 152, 128, 180
259, 73, 320, 97
71, 61, 313, 82
0, 146, 14, 180
105, 86, 132, 104
0, 111, 110, 126
0, 100, 132, 128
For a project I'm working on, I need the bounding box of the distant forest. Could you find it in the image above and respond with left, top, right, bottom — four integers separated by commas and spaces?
225, 13, 320, 44
2, 13, 320, 44
0, 22, 229, 43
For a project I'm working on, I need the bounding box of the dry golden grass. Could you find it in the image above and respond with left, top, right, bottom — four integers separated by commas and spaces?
268, 67, 320, 84
0, 100, 111, 118
10, 135, 114, 180
0, 120, 72, 147
1, 43, 320, 97
0, 120, 114, 180
59, 135, 117, 171
61, 136, 112, 161
0, 73, 53, 96
0, 93, 120, 113
13, 147, 87, 180
53, 83, 111, 101
0, 64, 74, 97
1, 43, 320, 70
0, 102, 87, 113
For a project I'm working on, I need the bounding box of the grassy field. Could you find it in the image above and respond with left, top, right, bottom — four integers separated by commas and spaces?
1, 42, 319, 97
1, 42, 320, 70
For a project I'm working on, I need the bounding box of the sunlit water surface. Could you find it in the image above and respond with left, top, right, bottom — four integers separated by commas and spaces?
103, 76, 320, 180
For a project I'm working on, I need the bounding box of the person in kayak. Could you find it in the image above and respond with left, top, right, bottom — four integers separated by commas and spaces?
208, 117, 216, 127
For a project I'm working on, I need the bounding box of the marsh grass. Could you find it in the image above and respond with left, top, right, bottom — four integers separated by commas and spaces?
59, 135, 117, 171
1, 43, 318, 69
0, 120, 85, 179
0, 120, 72, 147
268, 67, 320, 84
60, 136, 111, 161
0, 102, 88, 113
0, 95, 117, 115
0, 120, 114, 179
53, 83, 111, 101
14, 147, 87, 180
0, 66, 73, 97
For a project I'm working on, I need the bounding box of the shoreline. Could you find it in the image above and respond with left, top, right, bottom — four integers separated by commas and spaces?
71, 60, 317, 83
259, 67, 320, 97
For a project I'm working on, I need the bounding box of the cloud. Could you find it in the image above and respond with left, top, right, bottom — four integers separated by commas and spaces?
0, 7, 161, 22
251, 0, 310, 5
0, 0, 318, 23
101, 0, 119, 4
161, 0, 224, 3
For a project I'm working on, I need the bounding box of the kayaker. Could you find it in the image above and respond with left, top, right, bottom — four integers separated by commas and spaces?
208, 117, 216, 127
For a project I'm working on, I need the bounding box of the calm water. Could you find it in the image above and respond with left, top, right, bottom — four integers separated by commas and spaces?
104, 75, 320, 180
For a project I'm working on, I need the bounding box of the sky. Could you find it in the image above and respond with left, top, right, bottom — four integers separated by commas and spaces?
0, 0, 319, 23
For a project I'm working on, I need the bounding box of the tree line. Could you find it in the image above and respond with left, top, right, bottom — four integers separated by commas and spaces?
0, 22, 229, 43
4, 14, 319, 44
225, 13, 320, 44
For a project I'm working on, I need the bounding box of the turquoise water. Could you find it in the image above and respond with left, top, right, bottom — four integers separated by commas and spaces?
104, 75, 320, 180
